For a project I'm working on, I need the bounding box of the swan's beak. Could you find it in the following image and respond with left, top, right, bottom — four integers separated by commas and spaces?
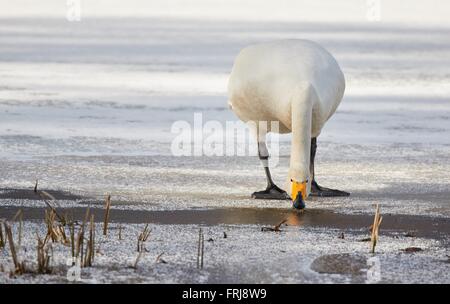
291, 180, 307, 201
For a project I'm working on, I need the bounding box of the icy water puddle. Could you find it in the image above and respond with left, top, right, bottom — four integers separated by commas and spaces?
1, 188, 449, 239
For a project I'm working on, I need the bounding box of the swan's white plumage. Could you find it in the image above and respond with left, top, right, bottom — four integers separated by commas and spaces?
228, 39, 345, 194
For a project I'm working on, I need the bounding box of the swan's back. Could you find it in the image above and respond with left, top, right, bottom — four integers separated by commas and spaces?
228, 40, 345, 126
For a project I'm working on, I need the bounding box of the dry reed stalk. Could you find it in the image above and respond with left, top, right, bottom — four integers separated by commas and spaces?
156, 252, 167, 264
133, 250, 143, 269
11, 210, 23, 247
103, 195, 111, 236
57, 225, 68, 244
118, 224, 123, 240
0, 220, 5, 249
133, 243, 144, 268
83, 214, 95, 267
4, 222, 25, 274
133, 224, 151, 269
18, 212, 23, 247
34, 180, 65, 224
11, 210, 20, 221
75, 208, 90, 264
201, 231, 204, 269
83, 233, 89, 267
370, 204, 383, 254
36, 232, 52, 274
70, 222, 75, 261
44, 209, 68, 244
91, 215, 95, 263
261, 219, 287, 232
137, 224, 151, 252
89, 214, 95, 266
197, 228, 204, 269
44, 209, 56, 242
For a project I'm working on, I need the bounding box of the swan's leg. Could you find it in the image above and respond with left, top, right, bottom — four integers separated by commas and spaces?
251, 141, 290, 200
309, 137, 350, 197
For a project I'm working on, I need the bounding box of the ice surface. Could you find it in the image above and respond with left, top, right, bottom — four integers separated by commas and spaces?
0, 222, 448, 283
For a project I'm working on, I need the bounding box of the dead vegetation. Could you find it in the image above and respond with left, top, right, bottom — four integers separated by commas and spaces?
0, 183, 105, 279
133, 224, 152, 269
66, 210, 95, 269
34, 180, 66, 224
156, 252, 167, 264
12, 210, 23, 247
137, 224, 151, 252
36, 233, 52, 274
75, 209, 88, 267
44, 209, 68, 244
0, 221, 5, 249
3, 221, 26, 274
3, 211, 55, 275
0, 182, 434, 282
401, 247, 423, 253
118, 224, 123, 240
103, 195, 111, 236
261, 219, 287, 232
0, 184, 178, 279
83, 214, 95, 267
197, 228, 204, 269
370, 204, 383, 254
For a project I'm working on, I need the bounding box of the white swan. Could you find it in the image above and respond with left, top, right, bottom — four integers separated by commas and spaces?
228, 39, 349, 208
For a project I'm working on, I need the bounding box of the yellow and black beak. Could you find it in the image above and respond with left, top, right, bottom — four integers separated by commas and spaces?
291, 179, 307, 209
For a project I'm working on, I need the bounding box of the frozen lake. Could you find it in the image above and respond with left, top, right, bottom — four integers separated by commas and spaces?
1, 16, 449, 214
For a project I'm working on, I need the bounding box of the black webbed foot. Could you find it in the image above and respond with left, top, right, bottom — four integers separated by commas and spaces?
310, 180, 350, 197
251, 184, 290, 200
